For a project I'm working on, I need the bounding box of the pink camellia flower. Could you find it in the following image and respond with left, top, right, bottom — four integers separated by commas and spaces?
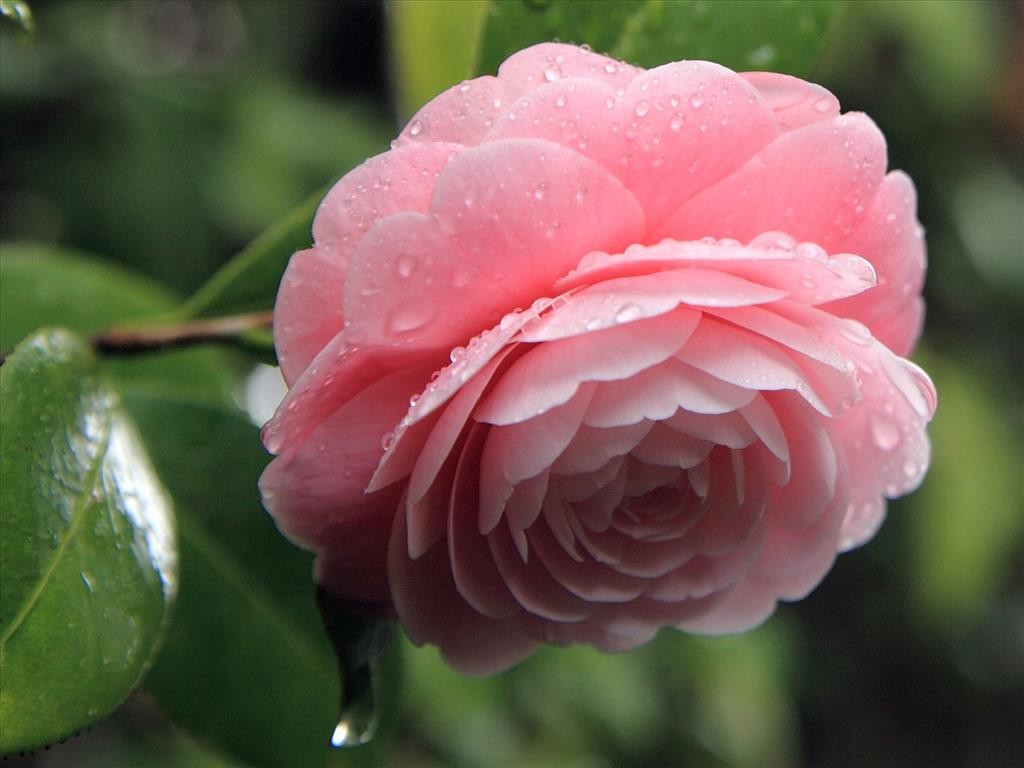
260, 43, 936, 674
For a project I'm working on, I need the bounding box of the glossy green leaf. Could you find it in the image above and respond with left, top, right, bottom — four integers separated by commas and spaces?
0, 0, 33, 34
477, 0, 839, 77
0, 243, 233, 405
0, 329, 177, 755
176, 187, 323, 321
132, 398, 387, 768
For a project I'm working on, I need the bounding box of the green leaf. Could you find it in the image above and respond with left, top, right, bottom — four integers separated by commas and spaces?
477, 0, 840, 77
132, 398, 382, 768
0, 243, 233, 405
0, 329, 177, 754
0, 0, 33, 34
176, 187, 323, 321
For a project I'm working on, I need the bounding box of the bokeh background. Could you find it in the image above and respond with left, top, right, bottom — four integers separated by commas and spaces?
2, 1, 1022, 766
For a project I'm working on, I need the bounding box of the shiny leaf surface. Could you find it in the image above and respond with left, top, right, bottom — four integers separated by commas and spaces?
477, 0, 839, 77
0, 329, 177, 754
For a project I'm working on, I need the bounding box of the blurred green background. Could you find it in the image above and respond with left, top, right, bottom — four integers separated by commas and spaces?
2, 1, 1022, 766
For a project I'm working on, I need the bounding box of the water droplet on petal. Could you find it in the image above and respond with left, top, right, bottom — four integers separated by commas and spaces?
604, 62, 618, 74
691, 95, 704, 109
795, 242, 828, 261
408, 119, 423, 137
555, 93, 567, 108
389, 301, 436, 333
396, 254, 417, 277
533, 183, 546, 201
839, 319, 872, 345
814, 97, 833, 113
870, 415, 900, 451
634, 100, 649, 117
544, 65, 562, 82
670, 115, 684, 132
615, 303, 642, 323
749, 231, 797, 252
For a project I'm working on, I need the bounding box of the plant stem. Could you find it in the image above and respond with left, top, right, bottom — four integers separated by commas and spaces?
92, 310, 274, 356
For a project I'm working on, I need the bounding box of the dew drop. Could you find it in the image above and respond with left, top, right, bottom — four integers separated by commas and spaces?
749, 231, 797, 252
533, 183, 547, 201
691, 95, 704, 109
396, 254, 417, 277
903, 459, 919, 479
555, 93, 567, 108
870, 415, 900, 451
449, 345, 466, 363
380, 431, 394, 451
388, 301, 436, 333
814, 97, 833, 113
669, 95, 681, 108
795, 242, 828, 261
604, 62, 618, 74
615, 303, 642, 323
839, 319, 872, 345
408, 119, 423, 137
452, 265, 472, 288
544, 65, 562, 82
634, 100, 650, 117
670, 115, 684, 132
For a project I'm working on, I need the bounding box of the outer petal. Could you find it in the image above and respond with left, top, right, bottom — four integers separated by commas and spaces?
740, 71, 840, 131
497, 42, 640, 91
825, 171, 927, 356
654, 113, 888, 251
342, 139, 645, 352
259, 363, 431, 548
395, 76, 524, 147
275, 142, 462, 384
488, 61, 779, 231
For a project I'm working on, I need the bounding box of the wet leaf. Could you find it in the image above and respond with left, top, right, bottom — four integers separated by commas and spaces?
176, 187, 323, 320
0, 0, 33, 34
0, 329, 177, 754
133, 399, 388, 768
0, 243, 233, 405
477, 0, 840, 77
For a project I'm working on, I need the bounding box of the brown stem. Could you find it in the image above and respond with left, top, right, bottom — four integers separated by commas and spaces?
93, 310, 274, 356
